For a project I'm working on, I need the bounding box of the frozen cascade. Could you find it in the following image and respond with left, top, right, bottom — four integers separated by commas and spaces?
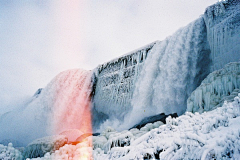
0, 69, 93, 146
122, 17, 211, 129
92, 42, 157, 128
187, 62, 240, 113
204, 0, 240, 71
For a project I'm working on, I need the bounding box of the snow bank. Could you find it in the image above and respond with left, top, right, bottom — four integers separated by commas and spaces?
5, 95, 240, 159
187, 62, 240, 113
23, 135, 67, 159
0, 143, 22, 160
27, 137, 93, 160
94, 94, 240, 159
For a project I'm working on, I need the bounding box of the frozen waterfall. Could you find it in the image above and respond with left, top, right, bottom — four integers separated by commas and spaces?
94, 17, 211, 130
124, 18, 211, 129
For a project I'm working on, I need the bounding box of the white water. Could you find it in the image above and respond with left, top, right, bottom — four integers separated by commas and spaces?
0, 69, 92, 146
97, 17, 211, 130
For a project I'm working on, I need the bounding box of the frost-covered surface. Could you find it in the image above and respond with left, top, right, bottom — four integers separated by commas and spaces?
23, 135, 67, 159
187, 62, 240, 113
0, 69, 93, 146
17, 95, 240, 160
0, 143, 22, 160
28, 137, 93, 160
92, 0, 240, 132
93, 95, 240, 160
92, 42, 157, 125
204, 0, 240, 71
118, 17, 211, 130
93, 16, 211, 131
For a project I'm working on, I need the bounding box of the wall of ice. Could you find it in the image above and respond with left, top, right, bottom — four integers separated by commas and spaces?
92, 17, 211, 130
92, 0, 240, 130
187, 62, 240, 113
204, 0, 240, 71
92, 42, 157, 127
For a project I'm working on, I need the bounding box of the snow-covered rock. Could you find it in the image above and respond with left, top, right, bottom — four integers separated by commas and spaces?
187, 62, 240, 113
6, 94, 240, 159
93, 94, 240, 159
204, 0, 240, 71
23, 135, 67, 159
28, 137, 93, 160
0, 143, 23, 160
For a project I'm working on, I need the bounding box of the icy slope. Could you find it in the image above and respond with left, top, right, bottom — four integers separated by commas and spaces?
204, 0, 240, 71
187, 62, 240, 113
0, 69, 93, 146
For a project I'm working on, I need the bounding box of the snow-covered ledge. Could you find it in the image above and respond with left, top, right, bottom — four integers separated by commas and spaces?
187, 61, 240, 113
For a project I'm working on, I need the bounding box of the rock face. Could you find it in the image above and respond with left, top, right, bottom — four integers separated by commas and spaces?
204, 0, 240, 71
91, 0, 240, 130
187, 62, 240, 113
22, 135, 67, 159
92, 42, 157, 121
129, 113, 178, 130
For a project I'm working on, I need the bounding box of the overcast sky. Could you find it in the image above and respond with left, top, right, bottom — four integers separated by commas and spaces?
0, 0, 218, 113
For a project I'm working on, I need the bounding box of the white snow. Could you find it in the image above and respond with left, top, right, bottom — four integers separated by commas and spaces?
12, 94, 239, 159
23, 135, 67, 159
0, 143, 22, 160
93, 94, 240, 159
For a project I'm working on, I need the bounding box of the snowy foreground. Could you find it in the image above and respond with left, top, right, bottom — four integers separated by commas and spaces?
1, 95, 240, 159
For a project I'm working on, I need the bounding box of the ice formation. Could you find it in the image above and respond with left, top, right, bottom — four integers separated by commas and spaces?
187, 62, 240, 113
94, 16, 211, 130
91, 0, 240, 131
12, 94, 239, 160
22, 135, 67, 159
0, 1, 240, 159
0, 143, 22, 160
204, 0, 240, 71
91, 94, 240, 159
92, 41, 157, 126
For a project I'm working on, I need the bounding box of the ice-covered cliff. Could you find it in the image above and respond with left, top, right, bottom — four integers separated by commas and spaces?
91, 0, 240, 130
187, 62, 240, 113
204, 0, 240, 71
0, 0, 239, 146
91, 42, 157, 127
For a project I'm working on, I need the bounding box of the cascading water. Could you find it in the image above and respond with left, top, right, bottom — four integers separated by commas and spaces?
0, 69, 93, 146
44, 69, 93, 135
98, 17, 211, 130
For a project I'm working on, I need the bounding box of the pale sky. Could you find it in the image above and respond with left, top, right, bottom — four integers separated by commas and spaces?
0, 0, 218, 113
